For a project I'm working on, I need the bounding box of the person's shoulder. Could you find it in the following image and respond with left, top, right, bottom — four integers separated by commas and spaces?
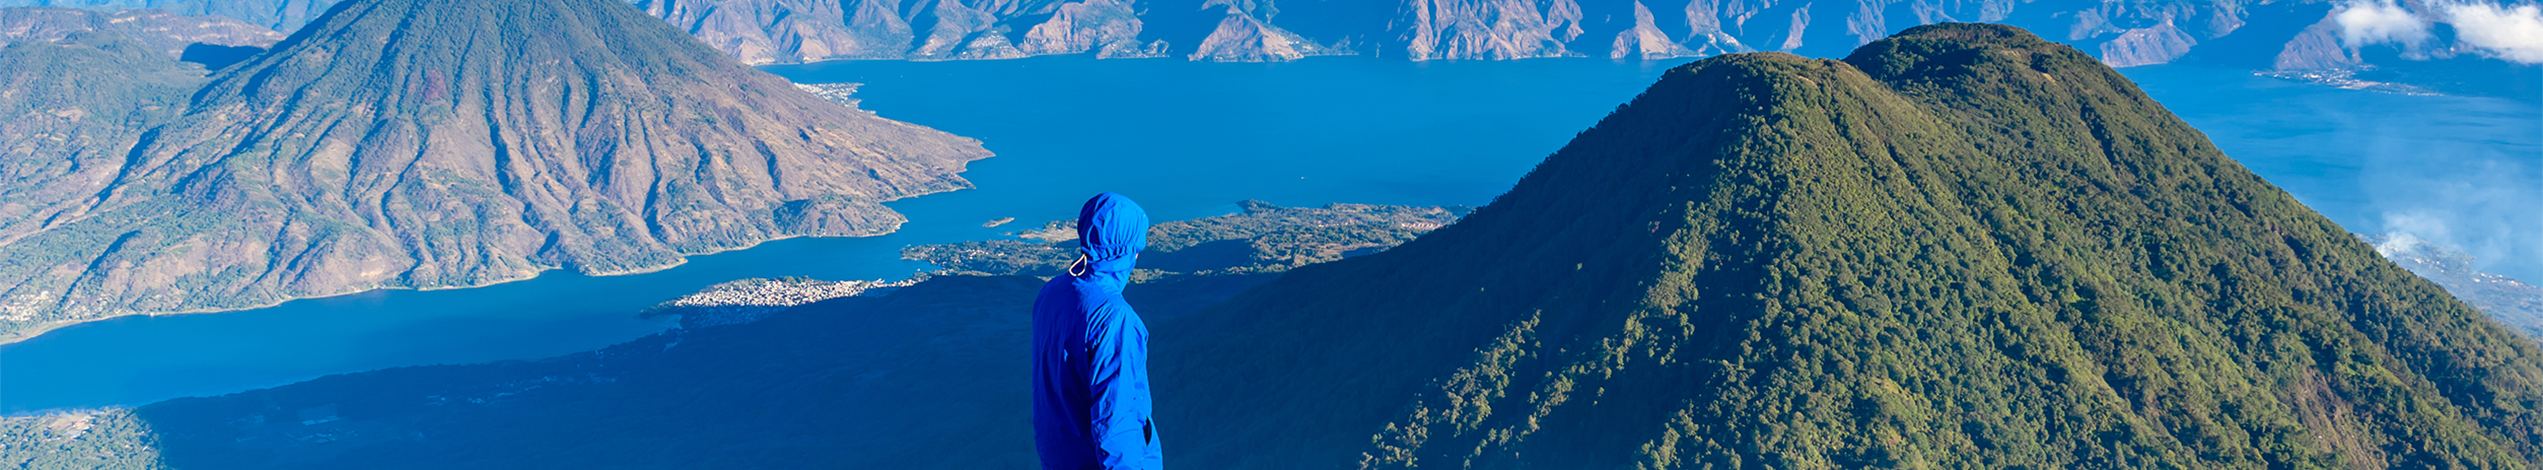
1033, 276, 1083, 311
1036, 275, 1078, 295
1085, 296, 1144, 328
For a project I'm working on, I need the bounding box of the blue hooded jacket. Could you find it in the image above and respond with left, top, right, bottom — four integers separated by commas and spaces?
1032, 193, 1162, 469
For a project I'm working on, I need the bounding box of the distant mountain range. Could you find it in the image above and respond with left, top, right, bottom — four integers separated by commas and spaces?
9, 0, 2536, 98
0, 0, 990, 342
0, 0, 334, 33
0, 7, 281, 58
19, 25, 2539, 469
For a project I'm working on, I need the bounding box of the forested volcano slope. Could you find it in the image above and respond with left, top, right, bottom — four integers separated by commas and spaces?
1159, 23, 2543, 469
0, 32, 207, 248
0, 0, 990, 341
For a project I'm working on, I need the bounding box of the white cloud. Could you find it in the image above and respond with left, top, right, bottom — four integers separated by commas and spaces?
2442, 3, 2543, 63
2383, 210, 2457, 249
2338, 0, 2434, 46
2374, 231, 2428, 257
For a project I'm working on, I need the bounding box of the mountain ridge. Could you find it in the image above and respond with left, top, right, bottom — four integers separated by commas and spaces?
11, 0, 2529, 73
0, 0, 333, 33
0, 7, 283, 58
1156, 23, 2543, 467
11, 0, 2535, 101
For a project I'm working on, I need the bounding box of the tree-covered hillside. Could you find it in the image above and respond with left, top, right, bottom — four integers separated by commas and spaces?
1157, 23, 2543, 468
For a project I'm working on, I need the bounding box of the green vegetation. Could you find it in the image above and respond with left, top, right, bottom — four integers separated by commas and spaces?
1157, 23, 2543, 469
0, 410, 160, 470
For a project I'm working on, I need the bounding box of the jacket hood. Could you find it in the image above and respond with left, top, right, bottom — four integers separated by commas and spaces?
1075, 192, 1148, 275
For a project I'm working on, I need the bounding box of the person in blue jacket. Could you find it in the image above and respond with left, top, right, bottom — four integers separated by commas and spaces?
1033, 192, 1163, 469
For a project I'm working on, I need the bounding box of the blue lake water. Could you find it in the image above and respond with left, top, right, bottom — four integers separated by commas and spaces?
0, 56, 1677, 413
0, 57, 2533, 414
2122, 66, 2543, 282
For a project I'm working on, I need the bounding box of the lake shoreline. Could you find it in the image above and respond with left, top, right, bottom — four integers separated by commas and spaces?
0, 210, 932, 347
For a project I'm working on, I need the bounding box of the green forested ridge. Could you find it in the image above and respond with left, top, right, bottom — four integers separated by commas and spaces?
0, 0, 992, 342
1157, 23, 2543, 469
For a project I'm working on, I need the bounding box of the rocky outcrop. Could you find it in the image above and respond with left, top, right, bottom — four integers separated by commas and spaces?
2276, 14, 2360, 71
0, 0, 992, 342
1390, 0, 1584, 59
1021, 0, 1163, 58
2097, 20, 2196, 67
1189, 6, 1342, 61
0, 7, 283, 57
635, 0, 901, 64
1608, 0, 1696, 59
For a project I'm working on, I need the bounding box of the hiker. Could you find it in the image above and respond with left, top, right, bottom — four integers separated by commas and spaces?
1032, 192, 1163, 469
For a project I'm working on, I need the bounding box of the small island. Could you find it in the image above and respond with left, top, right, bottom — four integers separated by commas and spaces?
641, 278, 915, 328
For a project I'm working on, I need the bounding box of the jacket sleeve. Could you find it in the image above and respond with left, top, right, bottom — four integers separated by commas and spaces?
1086, 302, 1156, 469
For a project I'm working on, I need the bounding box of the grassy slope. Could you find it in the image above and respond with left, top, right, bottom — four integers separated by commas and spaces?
1157, 24, 2543, 469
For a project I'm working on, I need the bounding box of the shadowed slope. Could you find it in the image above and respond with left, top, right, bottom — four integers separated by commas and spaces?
1159, 23, 2543, 469
113, 203, 1450, 469
0, 0, 991, 341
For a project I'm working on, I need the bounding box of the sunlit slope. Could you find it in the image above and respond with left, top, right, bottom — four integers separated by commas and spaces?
1160, 23, 2543, 469
0, 32, 205, 248
0, 0, 991, 341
